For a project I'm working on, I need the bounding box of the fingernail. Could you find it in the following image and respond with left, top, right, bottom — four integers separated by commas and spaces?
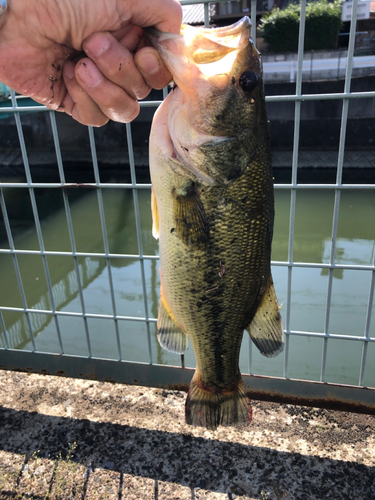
77, 61, 103, 88
84, 33, 110, 57
64, 64, 75, 79
137, 53, 160, 76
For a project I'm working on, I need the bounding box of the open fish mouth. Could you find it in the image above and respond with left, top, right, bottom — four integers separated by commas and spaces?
145, 16, 253, 87
146, 16, 263, 187
180, 16, 251, 66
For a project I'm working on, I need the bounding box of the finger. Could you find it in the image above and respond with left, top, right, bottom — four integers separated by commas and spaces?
61, 60, 109, 126
83, 32, 151, 100
116, 25, 145, 52
134, 46, 173, 90
123, 0, 182, 34
74, 58, 141, 123
93, 25, 145, 53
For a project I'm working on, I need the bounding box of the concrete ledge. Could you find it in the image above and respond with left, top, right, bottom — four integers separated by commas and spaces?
1, 350, 374, 415
1, 369, 375, 499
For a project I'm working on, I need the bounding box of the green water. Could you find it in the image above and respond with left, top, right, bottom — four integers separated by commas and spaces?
0, 187, 374, 387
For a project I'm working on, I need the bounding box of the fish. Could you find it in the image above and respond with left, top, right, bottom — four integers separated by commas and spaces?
148, 16, 284, 430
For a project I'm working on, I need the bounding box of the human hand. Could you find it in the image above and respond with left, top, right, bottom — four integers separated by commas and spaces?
0, 0, 182, 125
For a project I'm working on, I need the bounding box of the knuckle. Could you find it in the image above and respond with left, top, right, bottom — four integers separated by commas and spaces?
72, 102, 109, 127
100, 86, 125, 109
134, 84, 151, 100
104, 50, 134, 81
93, 116, 110, 127
111, 101, 140, 123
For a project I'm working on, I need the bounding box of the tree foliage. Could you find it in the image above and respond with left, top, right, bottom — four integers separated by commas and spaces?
259, 0, 343, 53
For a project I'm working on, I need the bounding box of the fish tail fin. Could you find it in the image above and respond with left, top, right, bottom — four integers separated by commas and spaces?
185, 372, 252, 430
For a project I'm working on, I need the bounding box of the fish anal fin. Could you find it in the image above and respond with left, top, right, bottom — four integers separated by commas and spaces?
246, 275, 284, 358
151, 188, 159, 240
157, 297, 188, 354
173, 186, 210, 247
185, 372, 252, 430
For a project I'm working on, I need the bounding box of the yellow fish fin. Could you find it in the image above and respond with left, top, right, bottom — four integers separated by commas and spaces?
246, 275, 284, 358
173, 187, 210, 247
157, 296, 188, 354
151, 188, 159, 240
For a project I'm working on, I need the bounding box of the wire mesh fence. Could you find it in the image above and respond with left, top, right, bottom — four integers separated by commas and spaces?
0, 0, 374, 412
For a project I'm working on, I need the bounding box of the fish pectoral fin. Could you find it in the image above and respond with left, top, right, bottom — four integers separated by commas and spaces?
173, 186, 210, 247
151, 188, 159, 239
246, 275, 284, 358
157, 298, 188, 354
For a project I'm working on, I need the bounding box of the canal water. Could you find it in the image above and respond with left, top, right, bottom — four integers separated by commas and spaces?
0, 185, 374, 387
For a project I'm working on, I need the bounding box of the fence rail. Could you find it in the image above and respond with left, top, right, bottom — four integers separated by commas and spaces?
0, 0, 374, 415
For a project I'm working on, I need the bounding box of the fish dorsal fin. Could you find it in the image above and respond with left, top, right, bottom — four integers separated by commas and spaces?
173, 186, 210, 247
151, 188, 159, 240
246, 275, 284, 358
157, 297, 188, 354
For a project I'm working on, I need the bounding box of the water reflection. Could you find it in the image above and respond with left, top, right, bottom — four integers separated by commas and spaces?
0, 188, 374, 386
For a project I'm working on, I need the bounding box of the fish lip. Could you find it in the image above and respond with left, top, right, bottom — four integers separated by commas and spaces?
143, 16, 252, 48
144, 16, 251, 40
186, 16, 251, 37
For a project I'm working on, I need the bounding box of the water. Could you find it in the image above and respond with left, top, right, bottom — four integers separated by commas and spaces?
0, 186, 374, 387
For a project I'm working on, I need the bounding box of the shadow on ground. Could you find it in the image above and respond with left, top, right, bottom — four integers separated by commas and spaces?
1, 405, 374, 499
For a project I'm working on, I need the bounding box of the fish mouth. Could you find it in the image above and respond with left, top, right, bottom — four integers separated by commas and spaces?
182, 16, 251, 62
145, 16, 252, 84
188, 16, 252, 38
147, 17, 256, 186
145, 16, 251, 47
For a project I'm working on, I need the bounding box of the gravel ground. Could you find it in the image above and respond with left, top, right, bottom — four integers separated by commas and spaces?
0, 370, 374, 500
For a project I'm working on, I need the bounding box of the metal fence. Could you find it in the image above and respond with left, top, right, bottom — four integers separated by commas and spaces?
0, 0, 374, 414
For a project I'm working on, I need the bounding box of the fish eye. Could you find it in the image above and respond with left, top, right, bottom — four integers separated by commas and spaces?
239, 71, 259, 93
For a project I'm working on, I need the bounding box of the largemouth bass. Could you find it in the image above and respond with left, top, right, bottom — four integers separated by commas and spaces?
148, 17, 284, 430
